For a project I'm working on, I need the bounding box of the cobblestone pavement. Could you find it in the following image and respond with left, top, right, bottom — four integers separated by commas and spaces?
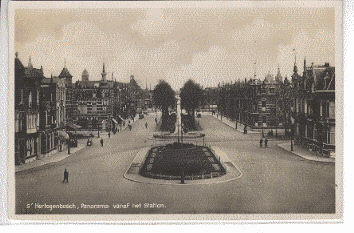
15, 114, 335, 214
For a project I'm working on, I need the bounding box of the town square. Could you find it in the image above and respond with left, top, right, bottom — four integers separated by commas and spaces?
12, 6, 337, 215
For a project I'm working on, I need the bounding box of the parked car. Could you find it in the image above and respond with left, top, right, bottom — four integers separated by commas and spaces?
197, 113, 202, 118
139, 113, 144, 119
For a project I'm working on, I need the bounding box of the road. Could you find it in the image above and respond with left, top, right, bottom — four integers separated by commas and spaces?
15, 114, 335, 214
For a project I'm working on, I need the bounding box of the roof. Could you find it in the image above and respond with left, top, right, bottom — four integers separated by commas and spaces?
24, 67, 44, 79
59, 67, 72, 78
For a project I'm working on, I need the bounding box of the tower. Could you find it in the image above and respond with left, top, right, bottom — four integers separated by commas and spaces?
28, 56, 33, 69
82, 69, 89, 82
275, 65, 282, 83
101, 63, 107, 81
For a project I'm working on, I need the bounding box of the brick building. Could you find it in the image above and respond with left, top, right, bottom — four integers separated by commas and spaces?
15, 55, 43, 164
292, 59, 335, 157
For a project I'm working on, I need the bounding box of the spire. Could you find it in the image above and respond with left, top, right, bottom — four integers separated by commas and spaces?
50, 73, 53, 83
293, 48, 298, 74
64, 58, 66, 68
101, 63, 107, 81
28, 56, 33, 68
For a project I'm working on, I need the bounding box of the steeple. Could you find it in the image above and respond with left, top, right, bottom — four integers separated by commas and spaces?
293, 48, 298, 74
275, 65, 282, 83
28, 56, 33, 69
101, 63, 107, 81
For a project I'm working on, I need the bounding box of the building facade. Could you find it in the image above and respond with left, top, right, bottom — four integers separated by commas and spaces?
15, 55, 43, 164
292, 60, 335, 157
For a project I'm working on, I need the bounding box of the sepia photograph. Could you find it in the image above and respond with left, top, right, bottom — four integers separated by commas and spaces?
7, 1, 343, 221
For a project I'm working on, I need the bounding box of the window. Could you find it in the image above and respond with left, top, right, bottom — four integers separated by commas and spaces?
262, 101, 266, 107
37, 90, 40, 105
20, 89, 23, 104
28, 91, 32, 107
329, 101, 335, 118
329, 126, 335, 144
15, 113, 19, 132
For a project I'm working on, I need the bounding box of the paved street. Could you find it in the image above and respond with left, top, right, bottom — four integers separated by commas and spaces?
15, 114, 335, 214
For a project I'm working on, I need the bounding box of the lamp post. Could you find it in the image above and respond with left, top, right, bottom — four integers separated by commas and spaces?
290, 116, 295, 152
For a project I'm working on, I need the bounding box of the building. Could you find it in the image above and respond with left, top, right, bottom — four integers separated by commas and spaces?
73, 64, 116, 130
58, 64, 74, 124
39, 75, 66, 156
292, 59, 335, 157
15, 54, 43, 164
217, 69, 289, 132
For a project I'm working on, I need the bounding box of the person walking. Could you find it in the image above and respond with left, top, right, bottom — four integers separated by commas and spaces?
259, 138, 263, 148
145, 122, 148, 129
108, 131, 111, 138
100, 138, 104, 147
63, 168, 69, 183
264, 138, 268, 148
155, 117, 157, 124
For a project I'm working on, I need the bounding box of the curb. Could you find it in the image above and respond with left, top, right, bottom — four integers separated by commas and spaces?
123, 146, 243, 185
208, 113, 260, 134
277, 143, 335, 163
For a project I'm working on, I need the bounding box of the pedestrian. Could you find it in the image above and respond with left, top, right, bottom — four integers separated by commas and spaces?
259, 138, 263, 147
100, 138, 104, 147
108, 131, 111, 138
145, 122, 148, 129
63, 168, 69, 183
128, 124, 132, 131
155, 117, 157, 124
264, 138, 268, 148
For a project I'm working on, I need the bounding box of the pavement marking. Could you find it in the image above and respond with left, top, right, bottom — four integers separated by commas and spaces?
123, 146, 243, 185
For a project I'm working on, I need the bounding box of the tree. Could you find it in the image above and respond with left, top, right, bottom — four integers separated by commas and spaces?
153, 80, 176, 121
180, 79, 203, 121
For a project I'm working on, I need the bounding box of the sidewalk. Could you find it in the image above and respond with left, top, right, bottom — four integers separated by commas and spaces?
277, 142, 335, 163
208, 113, 260, 134
15, 140, 86, 173
15, 115, 143, 173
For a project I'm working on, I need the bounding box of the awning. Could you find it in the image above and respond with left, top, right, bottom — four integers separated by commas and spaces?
112, 118, 118, 124
66, 122, 82, 130
57, 130, 70, 140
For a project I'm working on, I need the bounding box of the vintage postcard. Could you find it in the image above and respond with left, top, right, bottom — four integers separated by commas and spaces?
7, 0, 343, 222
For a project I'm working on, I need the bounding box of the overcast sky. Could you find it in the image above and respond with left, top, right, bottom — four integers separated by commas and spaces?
15, 8, 335, 90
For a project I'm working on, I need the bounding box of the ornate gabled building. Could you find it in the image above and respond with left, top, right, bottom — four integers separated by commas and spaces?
58, 64, 74, 124
292, 59, 335, 157
15, 54, 44, 164
73, 64, 116, 130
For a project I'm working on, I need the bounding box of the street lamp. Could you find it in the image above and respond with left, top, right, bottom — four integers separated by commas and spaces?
290, 116, 295, 152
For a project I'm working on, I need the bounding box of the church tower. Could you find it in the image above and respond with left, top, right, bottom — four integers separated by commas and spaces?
101, 63, 107, 81
275, 65, 282, 83
82, 69, 89, 82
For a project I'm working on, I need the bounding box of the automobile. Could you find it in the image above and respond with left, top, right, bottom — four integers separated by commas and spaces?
143, 111, 148, 115
87, 138, 93, 146
139, 113, 144, 119
197, 113, 202, 118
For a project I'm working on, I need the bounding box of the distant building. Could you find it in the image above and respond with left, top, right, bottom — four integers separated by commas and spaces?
73, 64, 115, 130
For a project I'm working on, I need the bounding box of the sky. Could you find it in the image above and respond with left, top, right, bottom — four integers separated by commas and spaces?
15, 8, 335, 90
